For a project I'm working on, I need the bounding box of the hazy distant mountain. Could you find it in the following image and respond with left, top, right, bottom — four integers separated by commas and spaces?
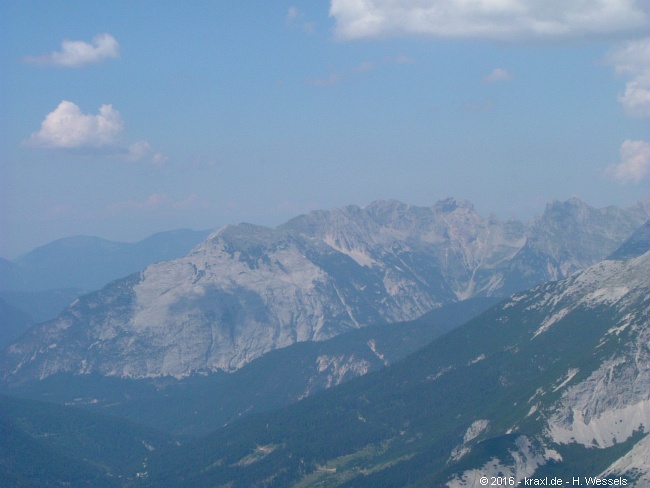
1, 228, 213, 292
1, 220, 649, 487
0, 288, 84, 324
134, 246, 650, 487
0, 258, 17, 290
0, 228, 212, 325
0, 298, 32, 349
2, 198, 647, 383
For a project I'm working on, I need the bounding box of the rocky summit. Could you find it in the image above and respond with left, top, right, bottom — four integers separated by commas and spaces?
2, 197, 648, 382
131, 229, 650, 487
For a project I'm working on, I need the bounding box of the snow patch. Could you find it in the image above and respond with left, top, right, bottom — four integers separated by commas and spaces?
528, 387, 546, 404
142, 441, 155, 451
367, 339, 388, 365
553, 368, 579, 392
583, 286, 630, 306
428, 366, 454, 382
606, 314, 635, 337
449, 420, 491, 462
503, 293, 526, 309
526, 404, 538, 418
468, 354, 486, 365
533, 307, 569, 338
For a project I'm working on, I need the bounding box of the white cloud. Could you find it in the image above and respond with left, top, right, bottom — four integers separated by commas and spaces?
25, 33, 119, 67
26, 101, 167, 165
607, 139, 650, 184
286, 6, 303, 25
605, 37, 650, 117
329, 0, 650, 41
151, 153, 168, 166
484, 68, 512, 83
127, 141, 153, 161
26, 101, 124, 148
127, 141, 168, 167
286, 7, 316, 33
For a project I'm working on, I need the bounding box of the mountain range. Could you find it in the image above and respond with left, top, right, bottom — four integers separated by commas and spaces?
0, 196, 648, 486
0, 228, 212, 338
1, 228, 213, 293
132, 218, 650, 487
4, 297, 500, 438
1, 197, 648, 383
0, 297, 33, 350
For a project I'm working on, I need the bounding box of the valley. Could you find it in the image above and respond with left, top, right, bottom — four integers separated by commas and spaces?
0, 197, 649, 487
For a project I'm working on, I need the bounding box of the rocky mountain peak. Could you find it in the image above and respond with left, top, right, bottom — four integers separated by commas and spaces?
432, 197, 475, 214
2, 198, 648, 382
541, 196, 590, 222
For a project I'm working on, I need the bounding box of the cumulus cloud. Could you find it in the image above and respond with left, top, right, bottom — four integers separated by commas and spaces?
607, 139, 650, 183
605, 37, 650, 117
25, 33, 119, 67
329, 0, 650, 41
484, 68, 512, 83
286, 6, 316, 33
127, 141, 168, 166
25, 100, 123, 148
25, 101, 167, 165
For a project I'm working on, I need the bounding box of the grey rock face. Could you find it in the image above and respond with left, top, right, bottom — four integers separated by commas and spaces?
449, 250, 650, 486
2, 198, 648, 381
609, 219, 650, 260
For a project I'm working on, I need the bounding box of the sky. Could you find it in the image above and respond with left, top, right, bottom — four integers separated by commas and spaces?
1, 1, 649, 258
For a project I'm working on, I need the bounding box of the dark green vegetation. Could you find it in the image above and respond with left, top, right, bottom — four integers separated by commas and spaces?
0, 297, 501, 487
131, 274, 648, 487
0, 394, 175, 487
4, 297, 500, 438
2, 230, 648, 487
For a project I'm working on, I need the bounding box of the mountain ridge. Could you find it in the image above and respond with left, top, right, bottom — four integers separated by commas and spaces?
132, 248, 650, 487
2, 197, 648, 382
1, 228, 213, 292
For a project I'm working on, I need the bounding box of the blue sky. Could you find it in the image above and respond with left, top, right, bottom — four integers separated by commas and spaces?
1, 1, 649, 258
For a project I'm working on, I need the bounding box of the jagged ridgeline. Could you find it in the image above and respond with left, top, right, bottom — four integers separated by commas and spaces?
135, 229, 650, 487
2, 197, 648, 383
0, 199, 648, 487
